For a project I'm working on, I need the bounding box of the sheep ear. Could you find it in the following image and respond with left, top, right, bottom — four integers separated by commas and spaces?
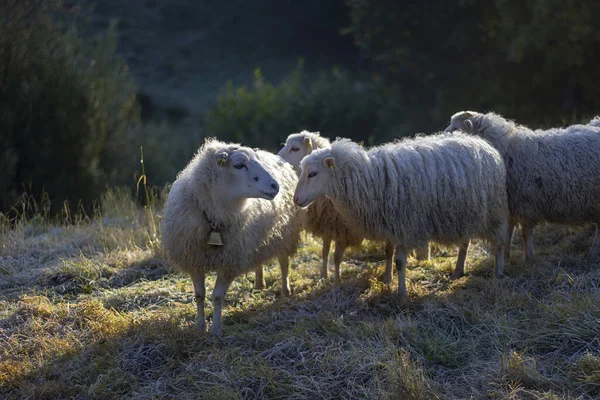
304, 137, 312, 151
463, 119, 473, 132
216, 151, 228, 166
323, 157, 336, 169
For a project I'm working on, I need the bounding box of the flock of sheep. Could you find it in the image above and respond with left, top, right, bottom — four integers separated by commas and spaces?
161, 111, 600, 335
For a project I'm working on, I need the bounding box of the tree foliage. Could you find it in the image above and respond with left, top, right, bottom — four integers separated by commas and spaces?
345, 0, 600, 131
205, 61, 405, 150
0, 0, 140, 212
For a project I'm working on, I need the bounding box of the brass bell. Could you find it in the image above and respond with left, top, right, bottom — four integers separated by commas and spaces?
207, 231, 223, 246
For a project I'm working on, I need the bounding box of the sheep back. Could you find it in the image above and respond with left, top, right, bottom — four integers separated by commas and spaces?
469, 113, 600, 225
325, 133, 509, 249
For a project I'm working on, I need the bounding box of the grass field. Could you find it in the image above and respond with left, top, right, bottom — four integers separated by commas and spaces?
1, 189, 599, 399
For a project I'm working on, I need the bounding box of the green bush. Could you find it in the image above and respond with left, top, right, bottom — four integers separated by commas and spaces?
204, 61, 406, 150
0, 0, 140, 213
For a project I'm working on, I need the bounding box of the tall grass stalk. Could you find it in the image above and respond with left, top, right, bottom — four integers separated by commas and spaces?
137, 146, 158, 245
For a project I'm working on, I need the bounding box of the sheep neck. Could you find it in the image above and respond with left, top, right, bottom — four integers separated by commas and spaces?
196, 188, 249, 231
325, 150, 383, 239
476, 114, 519, 158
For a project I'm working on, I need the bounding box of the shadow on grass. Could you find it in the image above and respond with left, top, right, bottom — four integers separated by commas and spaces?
2, 228, 599, 399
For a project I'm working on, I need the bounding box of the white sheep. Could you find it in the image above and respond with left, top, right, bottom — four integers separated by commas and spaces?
294, 135, 510, 297
446, 111, 600, 261
588, 116, 600, 127
278, 131, 429, 283
161, 138, 303, 335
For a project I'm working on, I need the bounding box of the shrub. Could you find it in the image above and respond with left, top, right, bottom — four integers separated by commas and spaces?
204, 60, 406, 150
0, 0, 140, 213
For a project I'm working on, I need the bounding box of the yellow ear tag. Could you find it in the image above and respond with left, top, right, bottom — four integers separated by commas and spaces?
218, 155, 227, 166
327, 159, 336, 170
304, 137, 312, 152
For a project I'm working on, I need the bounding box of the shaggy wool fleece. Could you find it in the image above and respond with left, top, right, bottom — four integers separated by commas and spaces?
161, 139, 303, 280
279, 131, 363, 247
446, 111, 600, 229
300, 134, 509, 251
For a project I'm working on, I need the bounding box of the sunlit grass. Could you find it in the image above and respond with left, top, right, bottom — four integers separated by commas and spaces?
1, 192, 599, 399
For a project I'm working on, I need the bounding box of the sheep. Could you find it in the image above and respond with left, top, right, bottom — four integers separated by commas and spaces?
278, 131, 429, 283
293, 135, 509, 297
161, 138, 303, 335
445, 111, 600, 262
588, 116, 600, 127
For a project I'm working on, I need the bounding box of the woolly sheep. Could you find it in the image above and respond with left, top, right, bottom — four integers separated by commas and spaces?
161, 138, 303, 335
446, 111, 600, 261
278, 131, 429, 283
294, 135, 509, 297
588, 116, 600, 127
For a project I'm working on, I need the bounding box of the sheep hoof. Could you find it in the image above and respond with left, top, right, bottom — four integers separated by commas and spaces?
195, 319, 207, 331
397, 292, 409, 304
451, 271, 464, 280
254, 280, 267, 290
495, 272, 506, 279
209, 325, 222, 337
382, 275, 392, 285
281, 287, 291, 297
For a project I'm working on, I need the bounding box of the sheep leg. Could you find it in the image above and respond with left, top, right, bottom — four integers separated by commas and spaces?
383, 241, 394, 284
333, 241, 346, 281
413, 244, 430, 261
495, 244, 505, 279
210, 274, 233, 336
522, 224, 535, 262
394, 246, 408, 299
254, 266, 266, 290
452, 241, 470, 279
321, 237, 331, 279
278, 254, 291, 296
190, 270, 206, 330
586, 224, 600, 260
505, 220, 515, 261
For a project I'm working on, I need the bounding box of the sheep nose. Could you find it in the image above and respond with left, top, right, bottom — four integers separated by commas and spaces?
271, 182, 279, 192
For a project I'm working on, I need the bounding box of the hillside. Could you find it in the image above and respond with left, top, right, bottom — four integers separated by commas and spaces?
77, 0, 359, 124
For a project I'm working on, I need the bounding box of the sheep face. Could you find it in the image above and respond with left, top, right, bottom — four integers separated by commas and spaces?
278, 134, 313, 169
294, 150, 335, 208
445, 110, 481, 133
220, 149, 280, 200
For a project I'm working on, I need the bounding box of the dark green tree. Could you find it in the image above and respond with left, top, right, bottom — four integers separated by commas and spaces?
0, 0, 140, 212
344, 0, 600, 130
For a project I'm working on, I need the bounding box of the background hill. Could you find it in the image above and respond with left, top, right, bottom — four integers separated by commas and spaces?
2, 0, 600, 209
80, 0, 360, 125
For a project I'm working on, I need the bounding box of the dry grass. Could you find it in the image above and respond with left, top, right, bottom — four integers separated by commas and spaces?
1, 190, 599, 399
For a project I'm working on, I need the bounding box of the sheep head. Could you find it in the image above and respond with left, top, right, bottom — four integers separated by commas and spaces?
197, 142, 280, 201
294, 148, 335, 208
278, 131, 321, 169
445, 110, 481, 133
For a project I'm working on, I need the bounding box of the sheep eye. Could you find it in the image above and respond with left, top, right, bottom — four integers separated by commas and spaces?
308, 171, 317, 178
290, 147, 299, 152
234, 163, 245, 169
